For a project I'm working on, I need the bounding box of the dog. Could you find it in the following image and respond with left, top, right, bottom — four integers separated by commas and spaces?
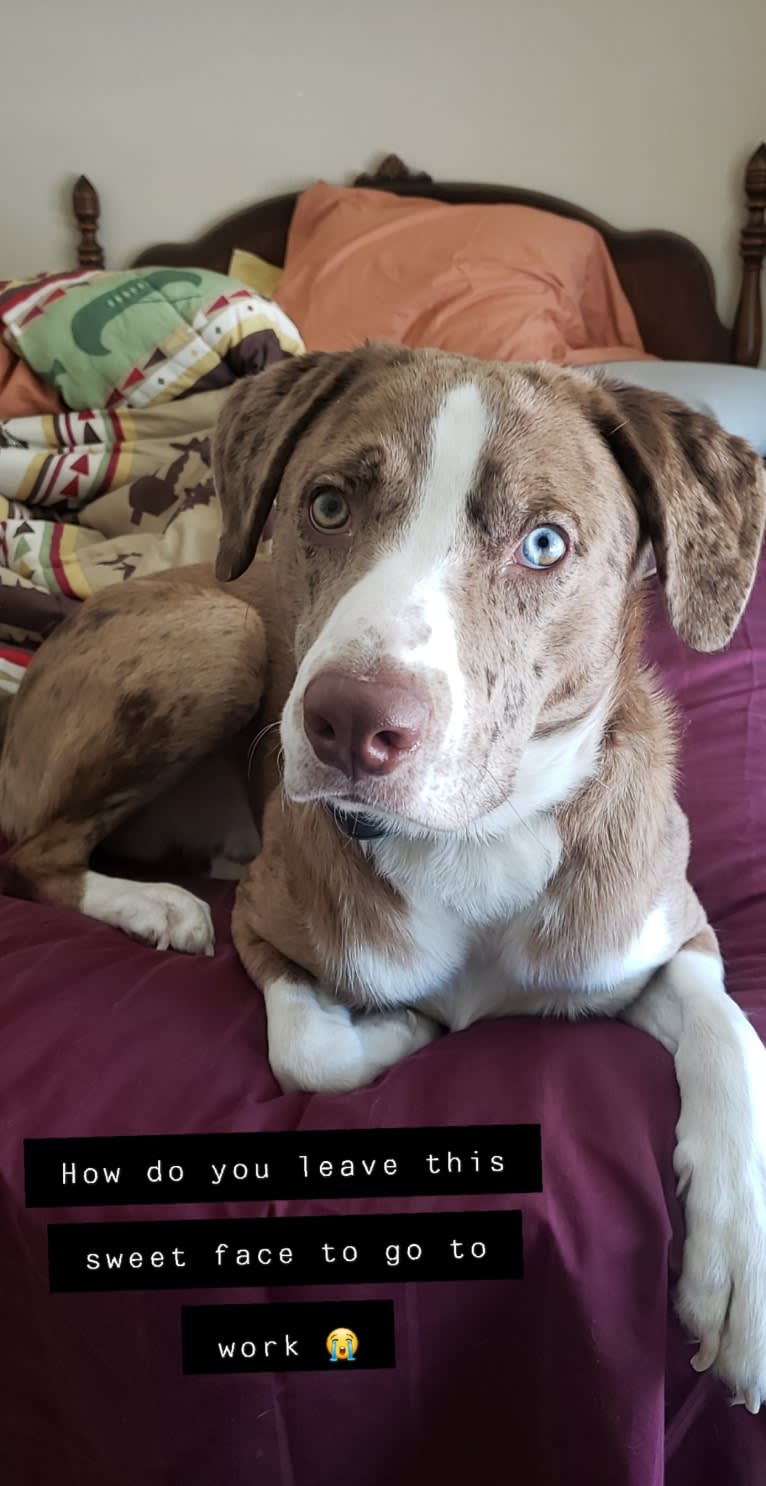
1, 344, 766, 1408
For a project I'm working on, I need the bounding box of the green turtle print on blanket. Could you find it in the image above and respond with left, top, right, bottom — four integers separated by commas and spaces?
70, 270, 205, 355
0, 267, 303, 411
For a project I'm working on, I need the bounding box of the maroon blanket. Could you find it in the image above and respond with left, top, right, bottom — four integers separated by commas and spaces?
1, 560, 765, 1486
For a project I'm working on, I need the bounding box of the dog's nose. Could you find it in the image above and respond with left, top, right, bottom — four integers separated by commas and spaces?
303, 672, 430, 778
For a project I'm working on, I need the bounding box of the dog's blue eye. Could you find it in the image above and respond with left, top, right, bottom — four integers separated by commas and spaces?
518, 526, 568, 568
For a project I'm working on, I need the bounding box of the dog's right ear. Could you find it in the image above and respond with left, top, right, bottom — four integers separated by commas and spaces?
213, 351, 361, 582
557, 369, 766, 652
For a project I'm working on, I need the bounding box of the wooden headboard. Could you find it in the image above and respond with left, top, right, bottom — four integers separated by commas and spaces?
73, 147, 766, 366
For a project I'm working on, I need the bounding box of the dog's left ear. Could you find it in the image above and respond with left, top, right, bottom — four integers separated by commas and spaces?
572, 373, 766, 651
212, 350, 366, 582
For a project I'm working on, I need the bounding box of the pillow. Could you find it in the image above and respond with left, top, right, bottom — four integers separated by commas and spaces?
591, 360, 766, 456
228, 248, 283, 299
274, 182, 647, 364
0, 342, 62, 418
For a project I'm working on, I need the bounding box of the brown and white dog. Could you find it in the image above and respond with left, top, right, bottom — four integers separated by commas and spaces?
1, 345, 766, 1408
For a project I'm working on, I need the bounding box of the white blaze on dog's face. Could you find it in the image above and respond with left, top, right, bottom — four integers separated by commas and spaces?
213, 345, 763, 836
271, 356, 643, 833
283, 383, 485, 794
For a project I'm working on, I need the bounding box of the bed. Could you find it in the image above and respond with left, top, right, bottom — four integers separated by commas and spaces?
75, 148, 766, 365
2, 151, 766, 1486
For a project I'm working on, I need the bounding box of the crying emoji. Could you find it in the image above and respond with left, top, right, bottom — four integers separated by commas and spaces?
326, 1327, 358, 1362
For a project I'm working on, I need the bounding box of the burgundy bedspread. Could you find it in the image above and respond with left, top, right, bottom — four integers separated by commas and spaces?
1, 559, 765, 1486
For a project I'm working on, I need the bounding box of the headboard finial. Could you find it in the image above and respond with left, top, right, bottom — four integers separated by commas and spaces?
733, 143, 765, 365
745, 142, 766, 195
354, 153, 433, 188
73, 175, 105, 270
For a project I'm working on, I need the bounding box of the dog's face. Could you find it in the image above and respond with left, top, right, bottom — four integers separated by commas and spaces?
214, 346, 765, 835
257, 363, 641, 833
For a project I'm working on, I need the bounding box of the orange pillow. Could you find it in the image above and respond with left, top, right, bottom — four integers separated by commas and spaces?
0, 342, 63, 418
275, 182, 647, 365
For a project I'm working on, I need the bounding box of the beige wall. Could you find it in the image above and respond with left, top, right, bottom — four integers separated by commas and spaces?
2, 0, 764, 356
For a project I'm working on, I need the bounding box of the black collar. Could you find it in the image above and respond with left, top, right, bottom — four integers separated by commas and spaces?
326, 805, 391, 840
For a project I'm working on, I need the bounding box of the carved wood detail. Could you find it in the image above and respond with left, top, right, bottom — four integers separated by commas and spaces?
354, 153, 434, 187
733, 143, 766, 366
73, 175, 104, 270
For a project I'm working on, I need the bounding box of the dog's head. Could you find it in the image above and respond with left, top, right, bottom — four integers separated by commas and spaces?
213, 346, 765, 836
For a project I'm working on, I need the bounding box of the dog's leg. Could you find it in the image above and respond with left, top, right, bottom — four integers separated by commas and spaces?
0, 579, 268, 955
621, 926, 766, 1411
233, 918, 441, 1093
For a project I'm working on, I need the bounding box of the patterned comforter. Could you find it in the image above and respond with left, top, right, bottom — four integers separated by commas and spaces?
0, 266, 303, 693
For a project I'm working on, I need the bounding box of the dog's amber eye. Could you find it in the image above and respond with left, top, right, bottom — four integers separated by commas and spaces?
518, 526, 568, 569
309, 489, 350, 531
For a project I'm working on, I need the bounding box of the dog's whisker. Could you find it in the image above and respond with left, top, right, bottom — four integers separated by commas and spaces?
250, 720, 281, 755
246, 721, 281, 779
275, 749, 287, 805
463, 757, 549, 851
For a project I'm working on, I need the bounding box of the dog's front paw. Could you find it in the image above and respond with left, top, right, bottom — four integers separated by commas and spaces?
675, 1135, 766, 1413
265, 980, 442, 1094
82, 874, 215, 956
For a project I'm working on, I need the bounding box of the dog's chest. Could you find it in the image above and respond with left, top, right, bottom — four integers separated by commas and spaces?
335, 817, 562, 1009
373, 815, 562, 927
335, 818, 669, 1022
